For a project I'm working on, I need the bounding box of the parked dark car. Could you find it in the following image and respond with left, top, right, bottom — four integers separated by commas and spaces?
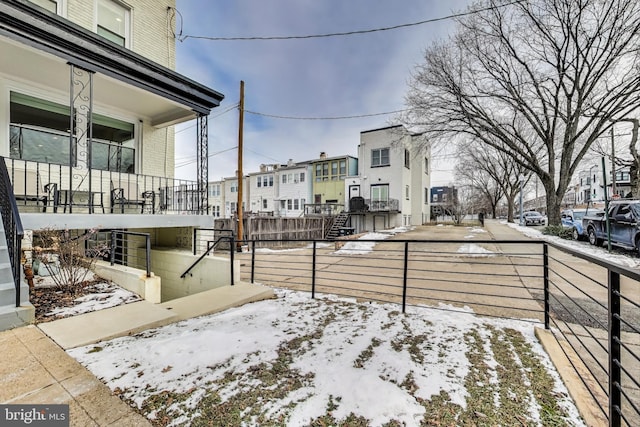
561, 208, 604, 240
583, 200, 640, 254
522, 211, 544, 226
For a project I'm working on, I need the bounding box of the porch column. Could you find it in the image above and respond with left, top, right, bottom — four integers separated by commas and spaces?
69, 64, 94, 212
197, 113, 209, 214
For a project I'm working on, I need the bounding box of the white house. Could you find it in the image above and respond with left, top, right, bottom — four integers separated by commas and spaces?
276, 160, 310, 217
346, 125, 430, 231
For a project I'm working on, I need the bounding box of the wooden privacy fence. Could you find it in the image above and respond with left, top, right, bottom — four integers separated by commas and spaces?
214, 216, 333, 247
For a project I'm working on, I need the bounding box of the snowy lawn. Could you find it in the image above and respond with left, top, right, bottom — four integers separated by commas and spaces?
68, 289, 584, 427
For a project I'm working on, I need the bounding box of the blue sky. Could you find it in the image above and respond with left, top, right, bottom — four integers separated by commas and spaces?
173, 0, 471, 183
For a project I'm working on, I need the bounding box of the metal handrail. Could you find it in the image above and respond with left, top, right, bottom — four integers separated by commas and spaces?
0, 159, 25, 306
181, 235, 234, 280
109, 230, 151, 277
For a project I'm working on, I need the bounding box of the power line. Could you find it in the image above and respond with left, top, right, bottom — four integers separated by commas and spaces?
178, 0, 527, 42
175, 146, 238, 168
245, 109, 406, 121
175, 102, 239, 134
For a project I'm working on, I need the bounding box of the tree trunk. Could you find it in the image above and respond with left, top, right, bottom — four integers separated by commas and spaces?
545, 189, 562, 226
506, 195, 516, 223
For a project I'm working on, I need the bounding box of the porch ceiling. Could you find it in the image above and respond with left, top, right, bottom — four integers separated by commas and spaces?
0, 0, 224, 124
1, 39, 192, 127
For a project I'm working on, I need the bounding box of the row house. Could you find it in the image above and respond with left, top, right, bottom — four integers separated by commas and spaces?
345, 125, 431, 231
572, 163, 632, 207
0, 0, 224, 328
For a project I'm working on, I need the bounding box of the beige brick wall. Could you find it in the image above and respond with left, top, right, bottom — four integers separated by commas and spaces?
66, 0, 176, 69
141, 123, 175, 178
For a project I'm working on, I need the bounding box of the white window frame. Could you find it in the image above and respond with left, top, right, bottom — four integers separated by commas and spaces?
95, 0, 131, 48
29, 0, 65, 15
372, 148, 390, 167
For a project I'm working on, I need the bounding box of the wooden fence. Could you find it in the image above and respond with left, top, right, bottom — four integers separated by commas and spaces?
213, 216, 334, 248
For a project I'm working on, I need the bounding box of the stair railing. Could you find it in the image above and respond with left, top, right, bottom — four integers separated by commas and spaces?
0, 158, 25, 306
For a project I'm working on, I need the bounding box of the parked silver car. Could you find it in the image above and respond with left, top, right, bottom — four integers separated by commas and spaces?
522, 211, 545, 226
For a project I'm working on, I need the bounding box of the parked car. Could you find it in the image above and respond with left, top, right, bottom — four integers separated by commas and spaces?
561, 208, 604, 240
583, 200, 640, 254
522, 211, 545, 226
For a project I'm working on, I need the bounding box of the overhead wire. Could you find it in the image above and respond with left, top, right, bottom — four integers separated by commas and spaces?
177, 0, 528, 42
244, 109, 406, 121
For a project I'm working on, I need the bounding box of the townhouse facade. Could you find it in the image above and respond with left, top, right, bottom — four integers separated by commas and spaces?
1, 0, 225, 328
346, 125, 430, 231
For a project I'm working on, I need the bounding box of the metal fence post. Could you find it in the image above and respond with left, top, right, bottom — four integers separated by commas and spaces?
608, 269, 621, 427
145, 235, 151, 277
230, 236, 235, 286
193, 228, 197, 255
311, 241, 317, 299
110, 230, 116, 266
250, 240, 256, 284
543, 243, 549, 329
402, 241, 409, 313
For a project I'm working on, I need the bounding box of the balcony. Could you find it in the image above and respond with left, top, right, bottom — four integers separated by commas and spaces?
5, 157, 208, 217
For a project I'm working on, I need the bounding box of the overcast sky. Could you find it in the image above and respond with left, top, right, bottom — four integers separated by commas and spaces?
173, 0, 471, 184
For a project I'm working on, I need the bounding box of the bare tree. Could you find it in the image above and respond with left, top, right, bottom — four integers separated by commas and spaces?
456, 141, 532, 221
449, 185, 482, 225
403, 0, 640, 225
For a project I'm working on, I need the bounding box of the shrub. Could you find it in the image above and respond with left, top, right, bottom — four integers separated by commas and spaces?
31, 228, 108, 292
542, 225, 573, 240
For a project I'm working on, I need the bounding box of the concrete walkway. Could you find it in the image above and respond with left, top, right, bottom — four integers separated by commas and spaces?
1, 283, 274, 426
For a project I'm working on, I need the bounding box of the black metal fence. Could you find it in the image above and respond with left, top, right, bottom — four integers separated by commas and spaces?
4, 157, 207, 215
0, 159, 24, 306
227, 237, 638, 427
107, 230, 151, 277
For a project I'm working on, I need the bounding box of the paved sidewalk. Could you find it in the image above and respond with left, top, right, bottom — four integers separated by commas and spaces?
0, 325, 151, 426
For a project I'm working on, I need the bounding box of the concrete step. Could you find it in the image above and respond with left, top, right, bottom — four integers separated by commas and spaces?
0, 280, 29, 307
0, 303, 35, 331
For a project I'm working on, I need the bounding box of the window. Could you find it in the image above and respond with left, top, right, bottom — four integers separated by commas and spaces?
262, 199, 268, 209
287, 199, 293, 210
424, 188, 429, 203
269, 175, 273, 187
406, 185, 410, 200
372, 148, 390, 167
9, 92, 135, 172
371, 184, 389, 201
425, 157, 429, 172
404, 149, 410, 169
433, 194, 439, 202
97, 0, 130, 47
294, 199, 299, 210
331, 161, 338, 180
29, 0, 59, 13
280, 200, 286, 209
91, 113, 135, 173
10, 92, 72, 166
299, 172, 305, 182
339, 160, 346, 177
257, 177, 262, 188
282, 174, 287, 184
230, 183, 237, 193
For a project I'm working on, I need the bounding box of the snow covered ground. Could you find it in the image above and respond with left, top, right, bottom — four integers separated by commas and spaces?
68, 289, 584, 426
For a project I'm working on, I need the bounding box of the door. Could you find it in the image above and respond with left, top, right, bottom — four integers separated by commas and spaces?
349, 185, 360, 198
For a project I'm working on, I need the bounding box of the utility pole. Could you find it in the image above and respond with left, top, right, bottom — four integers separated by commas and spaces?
237, 80, 244, 251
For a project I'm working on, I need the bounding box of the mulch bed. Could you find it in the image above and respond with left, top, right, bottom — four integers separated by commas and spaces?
29, 279, 103, 323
